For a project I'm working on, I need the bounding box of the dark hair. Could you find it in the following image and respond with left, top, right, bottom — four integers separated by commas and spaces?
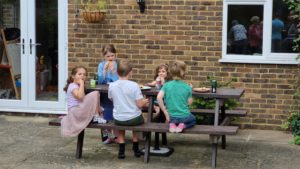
63, 66, 87, 92
102, 44, 116, 56
117, 59, 132, 77
231, 20, 238, 26
154, 64, 172, 82
275, 12, 280, 18
170, 61, 186, 80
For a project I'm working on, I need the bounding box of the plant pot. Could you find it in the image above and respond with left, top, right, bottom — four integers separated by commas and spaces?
82, 11, 106, 23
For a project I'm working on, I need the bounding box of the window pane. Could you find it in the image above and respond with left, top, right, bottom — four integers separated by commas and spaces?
272, 0, 299, 53
227, 5, 263, 55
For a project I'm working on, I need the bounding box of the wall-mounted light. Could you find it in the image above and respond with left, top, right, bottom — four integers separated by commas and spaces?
74, 0, 80, 31
136, 0, 145, 13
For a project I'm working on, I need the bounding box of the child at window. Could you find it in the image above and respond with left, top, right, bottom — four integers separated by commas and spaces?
108, 59, 148, 159
61, 66, 104, 137
157, 61, 196, 133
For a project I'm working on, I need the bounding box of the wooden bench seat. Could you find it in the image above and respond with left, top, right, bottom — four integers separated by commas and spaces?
49, 118, 238, 135
49, 118, 238, 169
191, 109, 247, 117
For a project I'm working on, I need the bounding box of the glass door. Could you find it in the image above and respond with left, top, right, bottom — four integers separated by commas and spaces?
0, 0, 67, 113
0, 0, 22, 101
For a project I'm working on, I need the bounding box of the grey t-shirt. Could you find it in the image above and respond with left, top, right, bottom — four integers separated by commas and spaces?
108, 79, 143, 121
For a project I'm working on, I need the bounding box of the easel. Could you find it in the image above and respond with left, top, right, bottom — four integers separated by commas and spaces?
0, 28, 20, 99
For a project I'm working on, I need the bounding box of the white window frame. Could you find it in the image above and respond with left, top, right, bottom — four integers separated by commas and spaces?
220, 0, 300, 65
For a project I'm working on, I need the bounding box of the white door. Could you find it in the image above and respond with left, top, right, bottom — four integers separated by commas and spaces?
0, 0, 67, 114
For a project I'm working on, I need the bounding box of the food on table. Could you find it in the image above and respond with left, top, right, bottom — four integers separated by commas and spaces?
193, 87, 211, 93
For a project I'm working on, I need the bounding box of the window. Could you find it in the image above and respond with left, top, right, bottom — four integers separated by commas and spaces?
220, 0, 300, 64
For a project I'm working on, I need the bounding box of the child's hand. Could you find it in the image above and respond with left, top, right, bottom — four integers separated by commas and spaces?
137, 98, 149, 109
164, 113, 170, 123
161, 77, 165, 84
104, 61, 114, 71
74, 78, 84, 86
143, 98, 149, 106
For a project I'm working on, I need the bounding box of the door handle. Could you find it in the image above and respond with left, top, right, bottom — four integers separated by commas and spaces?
16, 38, 25, 54
30, 39, 32, 54
29, 39, 41, 54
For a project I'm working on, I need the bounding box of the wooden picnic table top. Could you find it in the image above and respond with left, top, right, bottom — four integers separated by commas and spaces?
86, 84, 245, 99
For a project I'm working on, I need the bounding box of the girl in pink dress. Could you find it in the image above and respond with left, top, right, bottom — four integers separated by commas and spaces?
61, 66, 102, 137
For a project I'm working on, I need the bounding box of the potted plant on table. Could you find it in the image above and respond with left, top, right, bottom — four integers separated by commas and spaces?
78, 0, 107, 23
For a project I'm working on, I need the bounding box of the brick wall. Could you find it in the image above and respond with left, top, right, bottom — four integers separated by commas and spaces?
0, 4, 20, 28
68, 0, 300, 130
2, 5, 15, 28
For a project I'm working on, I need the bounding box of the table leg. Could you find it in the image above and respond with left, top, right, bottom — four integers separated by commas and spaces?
154, 132, 160, 150
144, 95, 173, 157
144, 132, 151, 163
214, 99, 220, 126
220, 101, 226, 149
147, 96, 154, 122
221, 136, 226, 149
76, 129, 85, 159
211, 143, 218, 169
162, 133, 167, 145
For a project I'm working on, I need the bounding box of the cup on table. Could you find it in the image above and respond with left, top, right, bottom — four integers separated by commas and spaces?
90, 79, 96, 88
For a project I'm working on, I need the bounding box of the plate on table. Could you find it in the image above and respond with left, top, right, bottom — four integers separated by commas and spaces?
140, 85, 151, 90
193, 87, 210, 93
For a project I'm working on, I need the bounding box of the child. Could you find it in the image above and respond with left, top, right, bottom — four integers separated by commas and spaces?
147, 64, 172, 87
97, 44, 118, 144
97, 44, 118, 84
146, 64, 172, 120
108, 59, 148, 159
157, 61, 196, 133
61, 66, 104, 137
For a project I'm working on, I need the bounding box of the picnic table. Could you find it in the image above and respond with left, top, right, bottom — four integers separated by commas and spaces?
85, 84, 245, 168
86, 84, 244, 125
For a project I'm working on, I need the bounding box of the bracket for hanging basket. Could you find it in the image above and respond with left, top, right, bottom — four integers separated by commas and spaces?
82, 11, 106, 23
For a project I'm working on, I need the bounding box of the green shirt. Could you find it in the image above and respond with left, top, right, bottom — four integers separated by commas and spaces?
161, 80, 192, 118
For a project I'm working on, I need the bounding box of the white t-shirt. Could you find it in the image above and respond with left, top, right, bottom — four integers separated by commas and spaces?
108, 79, 143, 121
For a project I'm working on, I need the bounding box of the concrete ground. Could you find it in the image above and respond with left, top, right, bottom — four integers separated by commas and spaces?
0, 115, 300, 169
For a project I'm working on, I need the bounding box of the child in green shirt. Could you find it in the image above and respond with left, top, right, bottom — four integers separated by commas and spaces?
157, 61, 196, 133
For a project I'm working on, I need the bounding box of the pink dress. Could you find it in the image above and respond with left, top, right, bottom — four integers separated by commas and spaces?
61, 83, 100, 137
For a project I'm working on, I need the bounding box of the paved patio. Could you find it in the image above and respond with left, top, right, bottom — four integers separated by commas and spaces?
0, 114, 300, 169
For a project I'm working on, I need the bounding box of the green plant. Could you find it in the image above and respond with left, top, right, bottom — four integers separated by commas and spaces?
281, 0, 300, 145
79, 0, 107, 12
282, 111, 300, 136
282, 0, 300, 55
2, 0, 18, 4
294, 135, 300, 145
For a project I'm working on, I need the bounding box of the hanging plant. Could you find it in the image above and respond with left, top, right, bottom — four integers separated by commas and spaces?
77, 0, 107, 23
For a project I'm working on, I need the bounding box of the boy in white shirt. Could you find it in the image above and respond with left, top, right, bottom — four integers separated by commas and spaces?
108, 59, 148, 159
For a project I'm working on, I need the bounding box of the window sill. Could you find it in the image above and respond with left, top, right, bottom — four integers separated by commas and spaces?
219, 58, 300, 65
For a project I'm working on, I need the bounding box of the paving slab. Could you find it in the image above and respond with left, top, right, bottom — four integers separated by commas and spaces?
0, 115, 300, 169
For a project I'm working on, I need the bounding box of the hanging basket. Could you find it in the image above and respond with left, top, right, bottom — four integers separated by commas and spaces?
82, 11, 106, 23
